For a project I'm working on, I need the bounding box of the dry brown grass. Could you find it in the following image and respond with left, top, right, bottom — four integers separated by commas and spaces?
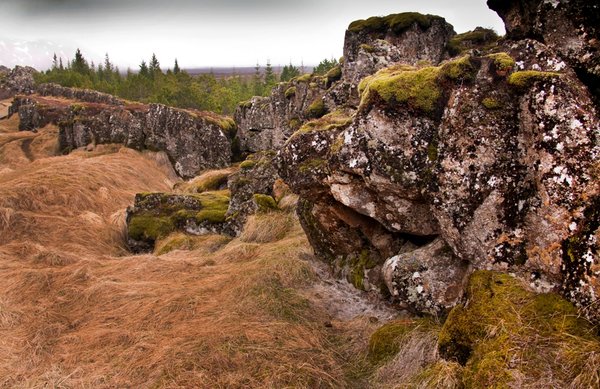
174, 166, 238, 194
240, 212, 295, 243
0, 115, 368, 388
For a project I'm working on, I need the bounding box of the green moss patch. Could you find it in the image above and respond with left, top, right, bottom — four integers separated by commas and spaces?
438, 271, 599, 388
486, 52, 515, 72
253, 194, 278, 213
305, 98, 327, 119
359, 56, 477, 114
128, 215, 175, 242
508, 70, 561, 89
482, 97, 502, 110
292, 110, 352, 138
284, 86, 296, 99
348, 250, 378, 290
239, 160, 257, 170
288, 117, 301, 130
348, 12, 443, 34
295, 73, 312, 83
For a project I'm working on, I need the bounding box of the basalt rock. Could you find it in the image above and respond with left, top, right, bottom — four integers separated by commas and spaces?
126, 191, 233, 253
274, 7, 600, 320
234, 12, 456, 154
37, 83, 124, 106
10, 95, 233, 178
0, 65, 37, 99
234, 77, 329, 153
487, 0, 600, 103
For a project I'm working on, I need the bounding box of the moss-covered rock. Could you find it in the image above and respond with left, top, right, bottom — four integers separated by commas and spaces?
486, 52, 516, 73
252, 194, 278, 213
284, 86, 296, 99
291, 110, 352, 138
508, 70, 561, 89
447, 27, 499, 56
348, 12, 444, 34
126, 190, 231, 253
359, 56, 477, 114
305, 98, 327, 119
438, 271, 600, 388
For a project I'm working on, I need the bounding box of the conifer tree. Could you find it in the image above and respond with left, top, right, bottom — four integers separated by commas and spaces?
52, 53, 58, 70
173, 59, 180, 74
71, 48, 89, 74
149, 53, 161, 77
139, 60, 149, 77
264, 59, 277, 89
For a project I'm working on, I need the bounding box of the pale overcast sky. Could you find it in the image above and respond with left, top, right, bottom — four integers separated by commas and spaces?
0, 0, 504, 70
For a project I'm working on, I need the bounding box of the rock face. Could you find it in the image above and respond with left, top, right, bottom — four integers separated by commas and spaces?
269, 7, 600, 320
487, 0, 600, 103
10, 94, 233, 178
37, 83, 124, 106
234, 77, 329, 153
0, 66, 37, 99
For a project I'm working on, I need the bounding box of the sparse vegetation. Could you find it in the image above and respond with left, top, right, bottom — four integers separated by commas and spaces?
487, 52, 516, 72
292, 110, 353, 138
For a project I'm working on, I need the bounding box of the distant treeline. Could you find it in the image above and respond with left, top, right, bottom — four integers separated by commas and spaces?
35, 50, 339, 115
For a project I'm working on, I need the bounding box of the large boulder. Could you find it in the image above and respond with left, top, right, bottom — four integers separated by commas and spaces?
277, 36, 600, 320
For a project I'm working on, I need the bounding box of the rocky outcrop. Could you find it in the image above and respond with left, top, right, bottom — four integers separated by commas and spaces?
10, 95, 233, 178
37, 83, 124, 106
487, 0, 600, 103
273, 7, 600, 320
234, 12, 456, 154
127, 152, 281, 252
0, 65, 37, 99
126, 191, 233, 253
225, 151, 280, 234
336, 13, 456, 106
234, 77, 329, 153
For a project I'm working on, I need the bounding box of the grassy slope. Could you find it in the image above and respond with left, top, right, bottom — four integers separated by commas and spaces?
0, 106, 388, 388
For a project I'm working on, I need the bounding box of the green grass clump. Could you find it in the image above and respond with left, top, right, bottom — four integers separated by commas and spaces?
508, 70, 561, 89
368, 318, 437, 364
482, 97, 502, 110
447, 27, 499, 55
128, 215, 175, 241
486, 52, 516, 72
359, 56, 477, 114
239, 160, 257, 170
305, 98, 327, 119
438, 271, 599, 388
253, 194, 278, 213
292, 111, 352, 138
284, 86, 296, 99
348, 12, 443, 34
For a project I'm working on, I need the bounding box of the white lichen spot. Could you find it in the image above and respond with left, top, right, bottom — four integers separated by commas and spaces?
412, 272, 421, 280
570, 118, 583, 130
569, 222, 578, 231
416, 285, 424, 294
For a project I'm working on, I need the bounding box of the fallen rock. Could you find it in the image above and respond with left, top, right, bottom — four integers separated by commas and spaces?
0, 66, 37, 99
